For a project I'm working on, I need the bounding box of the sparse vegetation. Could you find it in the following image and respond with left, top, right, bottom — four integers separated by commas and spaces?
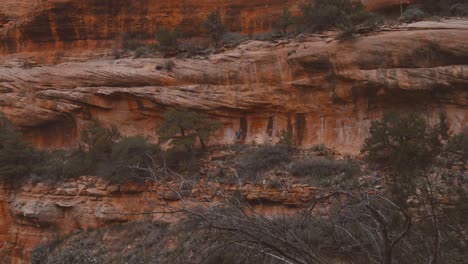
300, 0, 380, 34
6, 107, 467, 264
401, 5, 428, 22
155, 26, 180, 52
31, 221, 170, 264
108, 0, 468, 59
133, 46, 149, 58
0, 115, 163, 184
0, 115, 35, 183
273, 8, 296, 35
121, 32, 146, 51
236, 145, 291, 181
290, 157, 360, 187
203, 10, 227, 48
417, 0, 468, 15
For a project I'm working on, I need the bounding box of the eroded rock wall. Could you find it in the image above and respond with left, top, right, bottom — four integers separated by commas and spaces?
0, 4, 466, 264
0, 0, 418, 54
0, 0, 307, 54
0, 178, 319, 263
1, 20, 467, 152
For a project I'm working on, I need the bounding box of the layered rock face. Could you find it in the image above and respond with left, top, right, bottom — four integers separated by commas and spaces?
0, 0, 417, 54
0, 0, 308, 53
0, 2, 466, 262
0, 178, 319, 263
1, 20, 467, 152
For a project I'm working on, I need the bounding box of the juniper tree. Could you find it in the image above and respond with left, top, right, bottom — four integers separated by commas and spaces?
158, 109, 221, 152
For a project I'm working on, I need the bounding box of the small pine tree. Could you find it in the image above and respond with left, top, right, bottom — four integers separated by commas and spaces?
362, 112, 444, 173
158, 110, 222, 152
203, 10, 227, 48
361, 112, 450, 204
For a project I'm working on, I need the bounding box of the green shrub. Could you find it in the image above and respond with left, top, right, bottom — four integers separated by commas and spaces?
0, 116, 167, 184
416, 0, 467, 15
203, 10, 227, 47
78, 123, 164, 182
236, 145, 291, 181
121, 32, 146, 51
290, 157, 360, 188
155, 26, 179, 52
450, 3, 468, 16
98, 136, 162, 183
0, 115, 35, 182
163, 148, 199, 173
222, 32, 247, 47
133, 46, 149, 58
401, 6, 428, 22
301, 0, 379, 33
361, 111, 459, 204
32, 150, 77, 182
309, 144, 334, 156
81, 120, 122, 153
361, 112, 445, 174
273, 8, 296, 35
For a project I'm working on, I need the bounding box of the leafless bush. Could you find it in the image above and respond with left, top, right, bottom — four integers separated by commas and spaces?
290, 157, 360, 188
236, 145, 291, 182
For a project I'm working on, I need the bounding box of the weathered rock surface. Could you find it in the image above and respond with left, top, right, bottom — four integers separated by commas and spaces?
0, 0, 417, 54
0, 5, 466, 263
1, 20, 467, 152
0, 178, 320, 263
0, 0, 308, 53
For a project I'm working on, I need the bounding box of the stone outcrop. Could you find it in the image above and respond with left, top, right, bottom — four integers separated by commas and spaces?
1, 20, 467, 152
0, 0, 417, 54
0, 0, 308, 53
0, 177, 320, 263
0, 2, 466, 262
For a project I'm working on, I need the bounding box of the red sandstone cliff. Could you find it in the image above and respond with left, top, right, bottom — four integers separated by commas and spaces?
1, 20, 467, 152
0, 177, 323, 263
0, 2, 467, 263
0, 0, 416, 54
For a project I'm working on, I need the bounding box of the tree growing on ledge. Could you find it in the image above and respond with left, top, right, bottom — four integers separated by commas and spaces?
158, 109, 222, 152
203, 10, 227, 48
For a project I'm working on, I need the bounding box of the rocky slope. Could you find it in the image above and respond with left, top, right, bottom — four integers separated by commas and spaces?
1, 20, 467, 152
0, 177, 321, 263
